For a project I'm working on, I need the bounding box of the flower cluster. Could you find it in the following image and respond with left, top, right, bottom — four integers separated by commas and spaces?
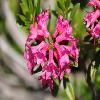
84, 0, 100, 40
24, 10, 79, 90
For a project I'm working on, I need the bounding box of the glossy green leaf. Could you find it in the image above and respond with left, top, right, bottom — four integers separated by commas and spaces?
63, 77, 75, 100
72, 61, 78, 67
64, 0, 71, 8
57, 8, 64, 16
52, 78, 60, 96
33, 65, 42, 74
70, 3, 80, 18
36, 0, 41, 14
90, 61, 97, 81
52, 10, 58, 17
18, 0, 42, 33
28, 0, 34, 17
18, 15, 27, 23
57, 1, 65, 11
86, 50, 100, 86
20, 0, 29, 15
70, 3, 86, 39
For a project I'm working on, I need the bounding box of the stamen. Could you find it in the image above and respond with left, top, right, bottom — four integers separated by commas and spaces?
49, 42, 54, 50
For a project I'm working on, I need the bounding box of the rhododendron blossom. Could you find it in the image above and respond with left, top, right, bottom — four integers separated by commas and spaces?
88, 0, 100, 9
24, 10, 79, 90
84, 0, 100, 40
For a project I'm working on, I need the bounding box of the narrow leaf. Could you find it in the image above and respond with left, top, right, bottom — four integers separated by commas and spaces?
18, 15, 27, 23
52, 78, 60, 96
57, 1, 65, 11
63, 77, 75, 100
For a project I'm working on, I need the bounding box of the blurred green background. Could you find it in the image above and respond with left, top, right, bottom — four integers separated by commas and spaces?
0, 0, 100, 100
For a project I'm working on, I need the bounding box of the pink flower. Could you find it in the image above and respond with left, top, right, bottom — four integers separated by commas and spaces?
70, 40, 79, 62
84, 10, 100, 29
54, 40, 78, 79
89, 21, 100, 39
24, 49, 34, 74
27, 10, 49, 43
28, 24, 38, 41
53, 15, 72, 38
24, 10, 79, 90
38, 76, 53, 90
88, 0, 100, 9
36, 10, 49, 38
84, 0, 100, 40
42, 50, 59, 79
24, 41, 49, 74
38, 50, 59, 90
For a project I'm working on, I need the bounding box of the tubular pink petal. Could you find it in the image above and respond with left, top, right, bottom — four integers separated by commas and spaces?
84, 10, 100, 28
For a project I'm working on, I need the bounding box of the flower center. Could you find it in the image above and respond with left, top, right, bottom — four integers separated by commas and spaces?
49, 42, 54, 50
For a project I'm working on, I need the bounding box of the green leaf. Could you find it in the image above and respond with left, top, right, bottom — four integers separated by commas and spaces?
91, 50, 100, 71
98, 38, 100, 44
57, 8, 64, 16
57, 1, 65, 11
27, 0, 34, 17
34, 0, 38, 6
90, 61, 97, 81
84, 35, 93, 42
86, 50, 100, 89
19, 0, 33, 26
18, 15, 27, 23
20, 0, 29, 15
64, 0, 71, 8
70, 3, 86, 39
72, 61, 78, 67
63, 77, 75, 100
36, 0, 41, 14
52, 10, 58, 17
18, 0, 42, 33
52, 78, 61, 96
70, 3, 80, 19
56, 0, 73, 18
33, 65, 42, 74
